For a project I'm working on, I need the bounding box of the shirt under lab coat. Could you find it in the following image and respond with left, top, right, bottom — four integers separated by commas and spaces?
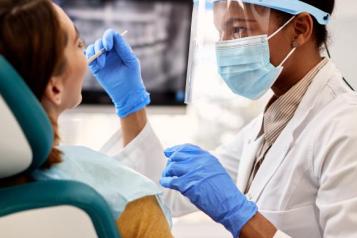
105, 60, 357, 238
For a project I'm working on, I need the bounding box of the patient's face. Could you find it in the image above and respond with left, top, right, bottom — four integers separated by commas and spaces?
52, 4, 87, 111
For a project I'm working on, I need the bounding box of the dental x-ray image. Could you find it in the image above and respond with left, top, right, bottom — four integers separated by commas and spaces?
57, 0, 192, 105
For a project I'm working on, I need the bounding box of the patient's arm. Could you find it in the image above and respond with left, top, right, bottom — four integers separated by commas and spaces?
117, 195, 173, 238
120, 109, 147, 146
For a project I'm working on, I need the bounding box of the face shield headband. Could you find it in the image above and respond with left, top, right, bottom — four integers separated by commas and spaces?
207, 0, 330, 25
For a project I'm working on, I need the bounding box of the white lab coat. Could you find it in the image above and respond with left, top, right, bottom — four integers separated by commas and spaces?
106, 60, 357, 238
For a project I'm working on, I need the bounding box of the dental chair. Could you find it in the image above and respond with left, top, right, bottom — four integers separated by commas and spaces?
0, 55, 121, 238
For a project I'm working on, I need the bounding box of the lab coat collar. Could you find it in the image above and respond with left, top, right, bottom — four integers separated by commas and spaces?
236, 113, 264, 192
237, 134, 264, 191
246, 60, 339, 201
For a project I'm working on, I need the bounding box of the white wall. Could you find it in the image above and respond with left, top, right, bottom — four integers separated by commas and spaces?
329, 0, 357, 88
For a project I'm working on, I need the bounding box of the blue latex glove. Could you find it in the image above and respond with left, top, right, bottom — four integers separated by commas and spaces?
86, 29, 150, 118
160, 144, 258, 237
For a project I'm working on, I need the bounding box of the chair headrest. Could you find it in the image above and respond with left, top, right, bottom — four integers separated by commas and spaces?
0, 55, 53, 179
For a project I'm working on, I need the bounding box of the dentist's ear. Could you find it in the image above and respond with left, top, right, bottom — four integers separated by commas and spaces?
42, 76, 65, 106
292, 12, 314, 47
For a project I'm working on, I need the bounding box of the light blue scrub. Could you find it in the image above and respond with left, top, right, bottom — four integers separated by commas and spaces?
32, 145, 171, 225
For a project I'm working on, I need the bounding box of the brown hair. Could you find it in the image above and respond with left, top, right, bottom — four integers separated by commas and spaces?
0, 0, 67, 168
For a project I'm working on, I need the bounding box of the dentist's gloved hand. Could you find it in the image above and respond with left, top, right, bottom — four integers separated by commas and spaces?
160, 144, 258, 238
86, 29, 150, 118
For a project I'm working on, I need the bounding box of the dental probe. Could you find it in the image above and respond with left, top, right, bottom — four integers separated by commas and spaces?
87, 30, 128, 64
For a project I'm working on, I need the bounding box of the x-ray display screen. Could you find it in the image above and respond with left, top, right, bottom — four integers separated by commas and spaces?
57, 0, 192, 105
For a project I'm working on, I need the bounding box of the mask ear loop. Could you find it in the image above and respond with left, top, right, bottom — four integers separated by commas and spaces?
278, 46, 297, 67
268, 16, 296, 40
267, 16, 297, 67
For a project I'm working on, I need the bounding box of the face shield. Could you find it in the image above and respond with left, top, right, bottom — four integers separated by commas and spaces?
185, 0, 272, 103
185, 0, 330, 103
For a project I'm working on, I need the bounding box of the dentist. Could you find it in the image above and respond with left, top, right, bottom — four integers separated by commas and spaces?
87, 0, 357, 237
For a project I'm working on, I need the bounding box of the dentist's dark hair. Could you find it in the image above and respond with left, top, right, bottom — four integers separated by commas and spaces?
277, 0, 335, 48
0, 0, 67, 169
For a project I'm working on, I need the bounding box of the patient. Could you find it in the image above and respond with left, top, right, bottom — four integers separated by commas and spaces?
0, 0, 172, 237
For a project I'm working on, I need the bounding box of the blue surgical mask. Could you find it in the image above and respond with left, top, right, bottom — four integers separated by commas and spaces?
215, 17, 296, 100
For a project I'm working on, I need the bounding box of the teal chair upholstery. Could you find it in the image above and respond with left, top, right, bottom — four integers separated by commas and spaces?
0, 55, 120, 238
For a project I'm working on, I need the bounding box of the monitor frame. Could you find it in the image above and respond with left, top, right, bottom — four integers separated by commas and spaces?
60, 0, 193, 107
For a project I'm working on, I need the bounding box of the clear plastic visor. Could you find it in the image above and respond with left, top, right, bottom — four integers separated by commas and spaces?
185, 0, 271, 103
214, 0, 271, 40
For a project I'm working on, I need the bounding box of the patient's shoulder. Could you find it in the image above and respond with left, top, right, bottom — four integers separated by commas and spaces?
117, 195, 173, 238
33, 145, 164, 218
